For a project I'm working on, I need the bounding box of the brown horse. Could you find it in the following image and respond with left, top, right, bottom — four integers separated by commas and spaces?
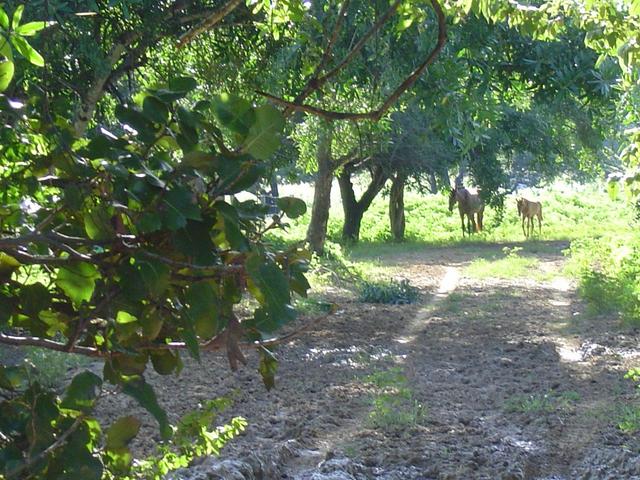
448, 187, 484, 236
516, 197, 543, 237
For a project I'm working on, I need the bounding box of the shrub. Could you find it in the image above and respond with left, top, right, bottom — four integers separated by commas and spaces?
358, 279, 419, 304
570, 234, 640, 325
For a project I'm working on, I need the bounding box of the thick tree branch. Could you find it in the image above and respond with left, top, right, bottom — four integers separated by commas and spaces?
177, 0, 244, 47
0, 310, 334, 358
258, 0, 447, 123
285, 0, 351, 115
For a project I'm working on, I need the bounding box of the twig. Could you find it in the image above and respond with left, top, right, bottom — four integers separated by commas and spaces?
0, 333, 102, 357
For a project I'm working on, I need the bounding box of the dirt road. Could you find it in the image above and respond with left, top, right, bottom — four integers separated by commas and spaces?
99, 242, 640, 479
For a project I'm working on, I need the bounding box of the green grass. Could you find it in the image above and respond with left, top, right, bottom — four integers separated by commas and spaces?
466, 256, 539, 279
618, 404, 640, 434
504, 390, 580, 414
273, 181, 634, 248
363, 367, 427, 431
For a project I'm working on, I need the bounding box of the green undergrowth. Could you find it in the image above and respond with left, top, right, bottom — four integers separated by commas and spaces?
567, 231, 640, 326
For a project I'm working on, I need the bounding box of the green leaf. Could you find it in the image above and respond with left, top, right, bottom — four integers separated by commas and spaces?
181, 322, 200, 360
116, 311, 137, 324
258, 347, 277, 391
212, 93, 255, 135
112, 353, 148, 376
142, 95, 169, 124
57, 447, 104, 480
174, 219, 216, 265
0, 8, 9, 30
15, 21, 51, 36
215, 158, 265, 195
106, 416, 141, 451
0, 251, 20, 275
161, 186, 201, 230
119, 258, 170, 301
122, 376, 172, 440
19, 282, 51, 318
245, 253, 295, 332
115, 104, 156, 142
11, 5, 23, 30
183, 282, 220, 339
10, 35, 44, 67
182, 150, 217, 171
84, 206, 115, 240
61, 371, 102, 412
277, 196, 306, 219
136, 212, 162, 233
168, 76, 198, 93
136, 258, 170, 298
215, 201, 250, 251
0, 59, 14, 92
0, 36, 13, 61
242, 104, 284, 160
150, 350, 181, 375
56, 262, 100, 305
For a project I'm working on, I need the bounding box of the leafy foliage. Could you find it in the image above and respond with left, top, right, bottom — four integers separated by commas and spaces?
0, 16, 308, 474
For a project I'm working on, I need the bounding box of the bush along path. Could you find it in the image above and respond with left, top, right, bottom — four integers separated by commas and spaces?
95, 241, 640, 480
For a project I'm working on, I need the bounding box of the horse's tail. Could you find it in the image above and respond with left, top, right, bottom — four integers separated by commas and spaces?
539, 206, 543, 220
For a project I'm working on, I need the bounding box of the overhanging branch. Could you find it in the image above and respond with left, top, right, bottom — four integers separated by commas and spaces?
258, 0, 447, 123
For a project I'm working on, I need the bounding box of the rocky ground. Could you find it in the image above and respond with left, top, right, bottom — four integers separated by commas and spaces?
96, 241, 640, 479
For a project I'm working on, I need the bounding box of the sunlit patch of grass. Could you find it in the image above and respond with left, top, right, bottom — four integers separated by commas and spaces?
466, 255, 540, 279
294, 296, 336, 315
363, 367, 427, 431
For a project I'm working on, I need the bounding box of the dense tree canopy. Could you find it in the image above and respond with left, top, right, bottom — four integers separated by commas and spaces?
0, 0, 639, 477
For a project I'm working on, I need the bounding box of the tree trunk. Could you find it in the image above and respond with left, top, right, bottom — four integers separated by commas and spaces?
306, 124, 334, 255
338, 164, 388, 242
338, 167, 363, 242
389, 173, 406, 242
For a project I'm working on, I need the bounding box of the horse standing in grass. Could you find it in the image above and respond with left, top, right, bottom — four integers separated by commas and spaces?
448, 187, 484, 237
517, 197, 543, 238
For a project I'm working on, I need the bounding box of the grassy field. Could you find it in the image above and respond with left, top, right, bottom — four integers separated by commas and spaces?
272, 181, 640, 322
274, 181, 634, 247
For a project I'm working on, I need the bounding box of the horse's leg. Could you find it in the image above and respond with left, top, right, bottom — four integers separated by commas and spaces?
460, 211, 466, 237
538, 212, 542, 236
478, 211, 484, 232
521, 216, 527, 237
470, 215, 477, 234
